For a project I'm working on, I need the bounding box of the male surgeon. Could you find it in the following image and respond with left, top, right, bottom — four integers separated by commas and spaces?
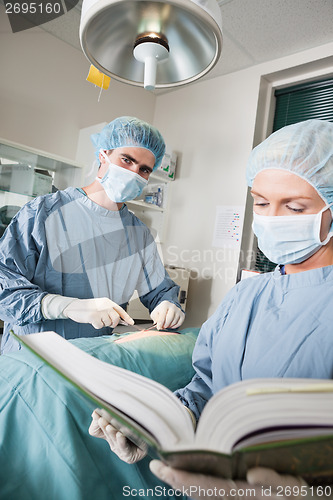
0, 116, 184, 353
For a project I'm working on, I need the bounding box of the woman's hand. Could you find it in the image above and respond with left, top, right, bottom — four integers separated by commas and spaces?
149, 461, 311, 500
88, 410, 147, 464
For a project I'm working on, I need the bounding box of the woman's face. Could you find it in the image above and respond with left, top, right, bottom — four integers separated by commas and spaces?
251, 169, 332, 241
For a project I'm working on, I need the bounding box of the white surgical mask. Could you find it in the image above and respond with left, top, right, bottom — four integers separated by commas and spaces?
98, 150, 148, 202
252, 205, 333, 264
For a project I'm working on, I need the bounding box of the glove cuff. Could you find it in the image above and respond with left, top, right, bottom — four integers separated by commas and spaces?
41, 294, 77, 320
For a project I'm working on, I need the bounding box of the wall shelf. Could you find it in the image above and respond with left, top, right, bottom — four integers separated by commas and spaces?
127, 200, 164, 212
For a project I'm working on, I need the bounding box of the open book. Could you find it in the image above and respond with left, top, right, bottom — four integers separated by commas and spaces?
13, 331, 333, 485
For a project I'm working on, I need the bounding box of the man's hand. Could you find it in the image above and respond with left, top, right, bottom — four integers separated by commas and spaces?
150, 301, 185, 330
64, 297, 134, 329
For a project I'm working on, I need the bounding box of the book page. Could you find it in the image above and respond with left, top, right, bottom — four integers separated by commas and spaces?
15, 331, 195, 451
195, 378, 333, 453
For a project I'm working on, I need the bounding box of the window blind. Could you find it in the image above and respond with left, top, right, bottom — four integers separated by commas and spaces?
273, 78, 333, 131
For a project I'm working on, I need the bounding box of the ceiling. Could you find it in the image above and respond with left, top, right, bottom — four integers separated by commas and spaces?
37, 0, 333, 87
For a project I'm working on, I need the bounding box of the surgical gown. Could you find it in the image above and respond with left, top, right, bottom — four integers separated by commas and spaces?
176, 265, 333, 420
0, 188, 180, 353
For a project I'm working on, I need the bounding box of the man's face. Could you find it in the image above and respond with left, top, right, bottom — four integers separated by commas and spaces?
99, 147, 155, 180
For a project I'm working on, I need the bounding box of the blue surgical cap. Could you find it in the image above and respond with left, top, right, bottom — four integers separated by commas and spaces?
246, 119, 333, 210
90, 116, 165, 169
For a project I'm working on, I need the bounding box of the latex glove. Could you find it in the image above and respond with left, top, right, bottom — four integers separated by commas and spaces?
150, 301, 185, 330
41, 294, 78, 320
88, 411, 147, 464
63, 297, 134, 329
247, 467, 310, 495
149, 462, 311, 500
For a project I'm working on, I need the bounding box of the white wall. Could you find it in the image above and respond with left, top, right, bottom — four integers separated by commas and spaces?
0, 3, 156, 162
154, 43, 333, 328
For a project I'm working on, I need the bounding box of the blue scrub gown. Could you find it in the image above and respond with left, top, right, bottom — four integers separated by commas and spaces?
0, 188, 180, 353
176, 266, 333, 420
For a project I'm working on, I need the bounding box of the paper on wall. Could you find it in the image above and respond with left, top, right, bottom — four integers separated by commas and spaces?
212, 205, 244, 248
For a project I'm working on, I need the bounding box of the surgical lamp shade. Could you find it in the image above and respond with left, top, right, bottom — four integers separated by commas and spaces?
80, 0, 223, 90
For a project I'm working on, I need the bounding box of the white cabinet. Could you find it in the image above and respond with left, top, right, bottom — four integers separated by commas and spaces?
0, 138, 84, 190
0, 138, 84, 236
0, 138, 84, 331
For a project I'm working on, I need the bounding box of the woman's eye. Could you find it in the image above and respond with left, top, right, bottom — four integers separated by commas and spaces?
254, 202, 268, 207
287, 206, 304, 213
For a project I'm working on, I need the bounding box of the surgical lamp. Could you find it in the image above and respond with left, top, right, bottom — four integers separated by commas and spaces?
79, 0, 223, 90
